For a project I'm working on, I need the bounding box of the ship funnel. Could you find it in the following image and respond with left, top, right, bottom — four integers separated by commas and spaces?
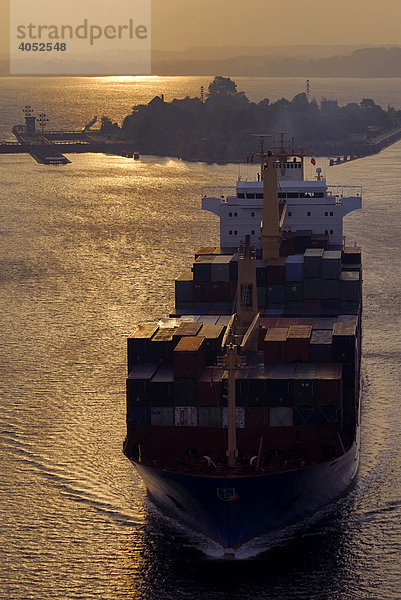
260, 152, 281, 260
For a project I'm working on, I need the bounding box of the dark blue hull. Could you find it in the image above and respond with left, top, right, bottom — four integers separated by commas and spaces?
131, 431, 360, 549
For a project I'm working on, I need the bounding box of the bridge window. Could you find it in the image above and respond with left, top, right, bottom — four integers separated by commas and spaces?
256, 193, 263, 199
313, 192, 324, 198
229, 212, 232, 217
234, 212, 238, 217
234, 230, 238, 235
325, 212, 328, 216
287, 193, 299, 198
300, 192, 312, 198
246, 193, 255, 199
237, 193, 245, 199
330, 211, 333, 216
251, 230, 255, 235
330, 229, 334, 234
325, 230, 329, 234
278, 192, 286, 199
229, 230, 233, 235
307, 211, 311, 216
251, 211, 255, 217
288, 211, 292, 217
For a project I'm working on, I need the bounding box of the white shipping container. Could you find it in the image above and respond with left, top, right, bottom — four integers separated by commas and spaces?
222, 407, 245, 428
270, 407, 294, 427
151, 407, 174, 426
175, 406, 198, 427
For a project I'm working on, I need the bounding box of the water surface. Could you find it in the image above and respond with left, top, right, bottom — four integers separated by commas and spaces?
0, 135, 400, 599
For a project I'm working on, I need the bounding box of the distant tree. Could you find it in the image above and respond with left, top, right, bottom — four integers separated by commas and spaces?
208, 76, 237, 97
320, 99, 339, 114
100, 116, 119, 136
117, 76, 401, 162
360, 98, 376, 110
291, 92, 309, 107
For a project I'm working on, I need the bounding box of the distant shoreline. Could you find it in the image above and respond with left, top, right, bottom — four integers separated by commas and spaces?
102, 77, 401, 164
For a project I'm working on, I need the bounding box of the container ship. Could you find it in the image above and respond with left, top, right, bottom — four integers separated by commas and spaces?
123, 140, 362, 551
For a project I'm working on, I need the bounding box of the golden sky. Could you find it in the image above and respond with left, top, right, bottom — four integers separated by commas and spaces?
1, 0, 401, 57
152, 0, 401, 49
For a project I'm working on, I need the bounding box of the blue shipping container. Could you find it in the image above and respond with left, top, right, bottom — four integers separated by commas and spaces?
285, 255, 304, 282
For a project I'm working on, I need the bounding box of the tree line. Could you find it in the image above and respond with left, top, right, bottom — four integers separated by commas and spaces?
100, 76, 401, 162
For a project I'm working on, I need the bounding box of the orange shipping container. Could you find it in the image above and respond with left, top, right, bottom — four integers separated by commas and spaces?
173, 336, 206, 379
287, 325, 312, 362
263, 327, 289, 363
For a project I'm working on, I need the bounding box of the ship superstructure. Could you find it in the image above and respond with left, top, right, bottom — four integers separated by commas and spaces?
123, 143, 363, 551
203, 147, 361, 249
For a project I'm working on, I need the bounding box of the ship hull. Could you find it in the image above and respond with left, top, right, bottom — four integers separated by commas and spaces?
131, 431, 360, 549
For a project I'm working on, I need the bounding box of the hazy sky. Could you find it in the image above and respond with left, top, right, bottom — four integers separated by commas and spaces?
1, 0, 401, 57
152, 0, 401, 50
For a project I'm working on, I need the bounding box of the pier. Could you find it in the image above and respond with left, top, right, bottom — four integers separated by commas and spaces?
329, 126, 401, 166
0, 134, 138, 164
0, 108, 138, 164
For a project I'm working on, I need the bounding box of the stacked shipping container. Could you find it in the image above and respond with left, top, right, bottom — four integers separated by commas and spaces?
128, 242, 361, 448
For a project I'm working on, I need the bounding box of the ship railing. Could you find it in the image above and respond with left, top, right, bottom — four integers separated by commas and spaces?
327, 184, 362, 198
202, 186, 237, 200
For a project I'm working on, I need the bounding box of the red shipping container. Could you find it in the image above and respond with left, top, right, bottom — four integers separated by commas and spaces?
311, 233, 329, 250
193, 282, 213, 302
286, 325, 312, 362
264, 327, 288, 363
266, 257, 287, 284
245, 407, 270, 427
317, 363, 342, 406
279, 232, 294, 257
197, 367, 224, 406
173, 336, 206, 379
210, 282, 229, 302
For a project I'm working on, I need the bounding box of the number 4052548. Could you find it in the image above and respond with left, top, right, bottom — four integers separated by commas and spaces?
18, 42, 67, 51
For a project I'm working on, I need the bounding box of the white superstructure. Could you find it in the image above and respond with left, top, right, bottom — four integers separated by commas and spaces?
202, 153, 362, 249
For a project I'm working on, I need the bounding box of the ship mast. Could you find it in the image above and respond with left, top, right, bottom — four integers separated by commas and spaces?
221, 235, 259, 468
236, 234, 258, 328
253, 134, 270, 182
226, 342, 238, 468
260, 151, 281, 260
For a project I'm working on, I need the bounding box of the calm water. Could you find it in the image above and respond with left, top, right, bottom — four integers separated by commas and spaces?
0, 79, 401, 599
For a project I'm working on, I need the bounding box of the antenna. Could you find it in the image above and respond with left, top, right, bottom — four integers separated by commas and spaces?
251, 134, 272, 181
200, 85, 205, 103
306, 79, 310, 101
23, 105, 33, 117
37, 112, 49, 135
